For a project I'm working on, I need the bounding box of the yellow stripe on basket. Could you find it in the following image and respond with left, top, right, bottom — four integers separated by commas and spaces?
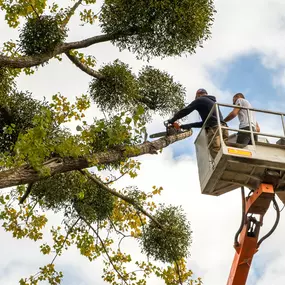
227, 148, 252, 157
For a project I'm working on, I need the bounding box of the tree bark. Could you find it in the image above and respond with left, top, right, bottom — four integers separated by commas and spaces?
0, 131, 192, 189
0, 32, 121, 69
65, 52, 104, 79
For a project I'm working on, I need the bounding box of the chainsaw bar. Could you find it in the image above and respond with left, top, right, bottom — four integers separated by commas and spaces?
149, 129, 185, 139
150, 122, 190, 139
149, 131, 168, 138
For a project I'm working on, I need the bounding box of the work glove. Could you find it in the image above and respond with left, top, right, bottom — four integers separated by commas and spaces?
164, 121, 181, 137
164, 120, 180, 128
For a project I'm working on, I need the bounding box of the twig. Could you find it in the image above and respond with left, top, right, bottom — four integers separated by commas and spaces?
61, 0, 84, 27
51, 218, 80, 265
94, 5, 104, 17
30, 4, 40, 18
136, 211, 146, 237
79, 169, 164, 229
118, 234, 132, 250
106, 172, 128, 185
29, 219, 79, 280
7, 192, 17, 207
82, 217, 129, 285
109, 218, 127, 236
108, 218, 132, 250
96, 221, 100, 244
25, 200, 39, 223
136, 211, 150, 263
19, 183, 34, 204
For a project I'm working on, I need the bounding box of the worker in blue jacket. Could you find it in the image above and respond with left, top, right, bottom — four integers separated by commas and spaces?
167, 88, 228, 158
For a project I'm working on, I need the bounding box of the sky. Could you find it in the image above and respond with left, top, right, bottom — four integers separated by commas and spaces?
2, 0, 285, 284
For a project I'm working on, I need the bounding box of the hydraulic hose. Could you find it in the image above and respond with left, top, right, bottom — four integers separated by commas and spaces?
234, 186, 246, 247
257, 196, 280, 248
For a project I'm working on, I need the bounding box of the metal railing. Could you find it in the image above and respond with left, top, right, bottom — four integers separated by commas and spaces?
194, 102, 285, 152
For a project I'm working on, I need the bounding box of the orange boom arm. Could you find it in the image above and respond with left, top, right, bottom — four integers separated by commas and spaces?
227, 184, 276, 285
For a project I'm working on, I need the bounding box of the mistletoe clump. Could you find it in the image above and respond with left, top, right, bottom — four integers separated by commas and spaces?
89, 60, 186, 118
0, 91, 44, 153
138, 66, 185, 116
141, 205, 192, 263
100, 0, 215, 59
31, 172, 82, 210
32, 171, 114, 221
19, 15, 67, 55
73, 183, 114, 222
89, 60, 139, 113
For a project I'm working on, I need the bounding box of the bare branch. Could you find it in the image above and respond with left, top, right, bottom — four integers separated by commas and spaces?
80, 169, 163, 228
65, 51, 104, 79
83, 217, 129, 285
106, 172, 127, 185
25, 200, 38, 223
109, 218, 127, 237
118, 234, 131, 250
109, 220, 132, 250
61, 0, 84, 27
29, 4, 40, 18
0, 32, 123, 69
51, 218, 80, 265
0, 131, 192, 189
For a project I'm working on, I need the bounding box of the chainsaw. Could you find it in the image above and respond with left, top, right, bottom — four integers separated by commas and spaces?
149, 121, 187, 139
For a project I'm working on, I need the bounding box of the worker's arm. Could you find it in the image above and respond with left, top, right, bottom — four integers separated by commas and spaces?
180, 121, 203, 130
256, 122, 260, 132
224, 108, 240, 123
168, 100, 197, 124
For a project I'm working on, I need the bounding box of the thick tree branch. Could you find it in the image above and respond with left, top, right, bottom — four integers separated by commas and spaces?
79, 169, 163, 229
19, 183, 34, 204
65, 51, 104, 79
0, 52, 58, 69
174, 260, 184, 285
0, 131, 192, 190
61, 0, 84, 28
0, 32, 122, 69
63, 32, 122, 50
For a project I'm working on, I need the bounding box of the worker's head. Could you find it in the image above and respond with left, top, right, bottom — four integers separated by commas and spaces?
233, 93, 245, 104
195, 88, 208, 99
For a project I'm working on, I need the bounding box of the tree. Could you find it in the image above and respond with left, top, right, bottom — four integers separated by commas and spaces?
0, 1, 215, 284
